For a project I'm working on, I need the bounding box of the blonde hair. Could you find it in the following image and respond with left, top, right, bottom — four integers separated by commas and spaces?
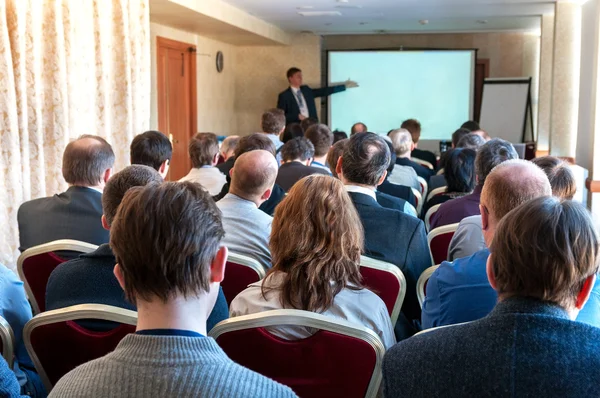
264, 175, 364, 312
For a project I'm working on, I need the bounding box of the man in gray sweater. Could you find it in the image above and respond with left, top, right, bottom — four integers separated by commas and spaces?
49, 182, 296, 398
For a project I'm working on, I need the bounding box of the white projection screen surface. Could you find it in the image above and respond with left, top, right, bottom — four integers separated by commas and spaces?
328, 50, 475, 140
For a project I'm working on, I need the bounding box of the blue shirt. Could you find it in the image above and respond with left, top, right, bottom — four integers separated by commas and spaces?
421, 249, 600, 329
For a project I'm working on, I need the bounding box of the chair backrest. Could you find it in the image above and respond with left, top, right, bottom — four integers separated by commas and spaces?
424, 204, 442, 232
417, 176, 428, 198
436, 167, 445, 176
427, 223, 460, 265
0, 316, 15, 368
414, 321, 469, 336
411, 188, 423, 216
426, 186, 448, 203
222, 252, 266, 305
17, 240, 99, 314
209, 309, 385, 398
417, 265, 440, 308
412, 158, 434, 170
359, 256, 406, 325
24, 304, 137, 392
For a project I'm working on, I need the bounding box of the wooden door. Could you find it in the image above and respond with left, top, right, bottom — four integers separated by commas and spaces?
474, 59, 490, 123
157, 37, 197, 181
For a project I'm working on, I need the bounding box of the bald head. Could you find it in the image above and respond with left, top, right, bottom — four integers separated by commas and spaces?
63, 135, 115, 186
481, 159, 552, 223
388, 128, 413, 157
230, 150, 278, 200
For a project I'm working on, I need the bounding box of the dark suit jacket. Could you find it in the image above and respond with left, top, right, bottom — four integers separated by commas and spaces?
348, 192, 431, 337
275, 162, 330, 192
384, 298, 600, 397
277, 84, 345, 125
17, 186, 109, 253
375, 191, 409, 214
411, 148, 437, 169
396, 157, 434, 182
377, 179, 417, 208
216, 157, 235, 177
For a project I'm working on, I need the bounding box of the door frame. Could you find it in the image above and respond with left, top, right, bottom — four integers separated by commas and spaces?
156, 36, 197, 177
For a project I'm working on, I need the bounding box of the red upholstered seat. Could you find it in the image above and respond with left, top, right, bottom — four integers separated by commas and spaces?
210, 310, 384, 398
24, 304, 137, 392
221, 253, 266, 305
17, 240, 98, 314
359, 257, 406, 325
427, 224, 460, 265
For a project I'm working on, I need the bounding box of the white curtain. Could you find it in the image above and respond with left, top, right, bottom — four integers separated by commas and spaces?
0, 0, 150, 270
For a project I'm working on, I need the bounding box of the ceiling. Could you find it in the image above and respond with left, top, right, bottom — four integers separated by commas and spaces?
220, 0, 556, 34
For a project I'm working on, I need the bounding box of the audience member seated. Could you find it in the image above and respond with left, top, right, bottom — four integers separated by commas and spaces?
217, 150, 278, 270
130, 130, 172, 179
429, 138, 517, 230
461, 120, 480, 131
214, 134, 286, 216
422, 160, 552, 329
390, 128, 434, 181
430, 132, 484, 193
328, 139, 414, 214
18, 135, 114, 253
402, 118, 437, 168
336, 132, 430, 338
280, 123, 304, 144
422, 148, 476, 218
350, 122, 367, 136
304, 124, 334, 174
386, 129, 420, 190
332, 130, 348, 143
275, 138, 329, 192
385, 197, 600, 397
300, 116, 318, 133
532, 156, 577, 200
216, 135, 240, 177
230, 175, 395, 349
261, 108, 285, 153
0, 357, 22, 398
0, 262, 42, 396
179, 132, 226, 195
46, 165, 229, 331
50, 182, 296, 398
377, 141, 417, 209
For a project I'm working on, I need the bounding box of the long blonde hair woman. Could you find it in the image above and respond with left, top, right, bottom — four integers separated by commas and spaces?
230, 175, 395, 348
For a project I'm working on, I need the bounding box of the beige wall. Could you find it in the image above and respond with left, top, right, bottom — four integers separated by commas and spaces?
235, 34, 322, 134
150, 22, 238, 135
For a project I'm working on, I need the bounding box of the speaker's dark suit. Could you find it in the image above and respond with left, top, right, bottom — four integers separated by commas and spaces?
17, 186, 109, 252
277, 84, 345, 125
348, 191, 431, 338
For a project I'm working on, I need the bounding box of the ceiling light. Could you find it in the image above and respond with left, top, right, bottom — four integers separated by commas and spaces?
419, 19, 429, 25
335, 4, 362, 8
298, 11, 342, 17
296, 6, 314, 9
337, 0, 349, 3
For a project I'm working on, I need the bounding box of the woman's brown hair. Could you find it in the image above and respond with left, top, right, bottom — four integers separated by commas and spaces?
263, 175, 364, 312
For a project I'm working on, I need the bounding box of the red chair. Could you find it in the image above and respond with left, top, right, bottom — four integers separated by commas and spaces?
359, 256, 406, 325
24, 304, 137, 392
426, 186, 448, 203
209, 309, 384, 398
0, 316, 14, 368
427, 223, 460, 265
424, 204, 442, 232
417, 265, 440, 307
411, 188, 423, 215
17, 240, 98, 314
222, 252, 266, 305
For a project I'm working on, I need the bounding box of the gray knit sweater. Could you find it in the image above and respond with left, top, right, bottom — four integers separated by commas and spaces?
48, 334, 297, 397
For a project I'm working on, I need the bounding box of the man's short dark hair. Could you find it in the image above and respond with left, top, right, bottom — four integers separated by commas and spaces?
461, 120, 481, 132
235, 134, 276, 158
62, 135, 115, 186
326, 139, 348, 179
476, 138, 519, 186
401, 119, 422, 143
342, 132, 390, 186
102, 165, 163, 226
351, 122, 368, 136
305, 124, 333, 157
491, 197, 599, 309
110, 181, 225, 303
281, 123, 305, 144
189, 133, 219, 168
384, 140, 397, 174
262, 109, 286, 135
452, 128, 471, 147
130, 130, 172, 171
457, 133, 486, 149
286, 67, 301, 79
445, 148, 476, 193
532, 156, 577, 200
301, 117, 318, 132
281, 137, 315, 162
333, 130, 348, 143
